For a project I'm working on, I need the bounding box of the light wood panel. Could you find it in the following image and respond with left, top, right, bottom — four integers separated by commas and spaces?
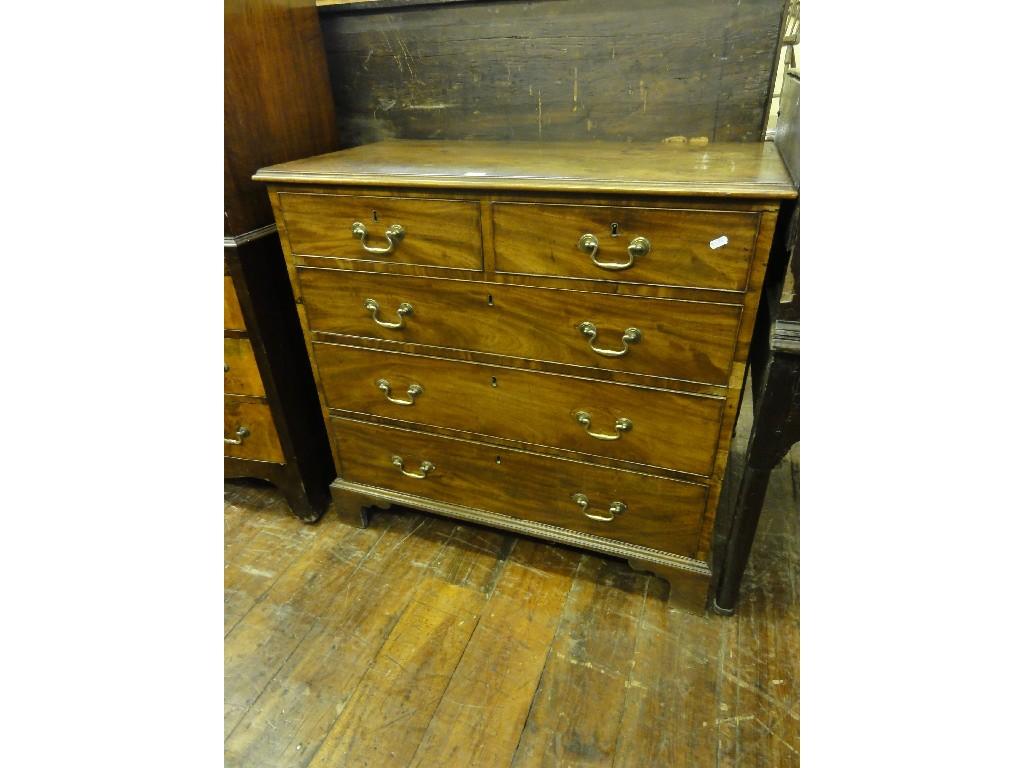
315, 342, 724, 476
332, 416, 709, 558
224, 275, 246, 331
224, 397, 284, 463
257, 140, 797, 198
279, 191, 484, 270
493, 202, 759, 291
298, 267, 743, 386
224, 337, 265, 397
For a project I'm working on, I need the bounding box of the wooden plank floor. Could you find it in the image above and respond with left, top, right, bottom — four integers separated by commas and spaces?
225, 454, 799, 766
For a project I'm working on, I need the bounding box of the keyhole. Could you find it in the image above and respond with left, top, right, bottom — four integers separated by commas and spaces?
372, 209, 379, 223
610, 222, 619, 237
490, 376, 498, 387
487, 294, 494, 306
495, 456, 502, 464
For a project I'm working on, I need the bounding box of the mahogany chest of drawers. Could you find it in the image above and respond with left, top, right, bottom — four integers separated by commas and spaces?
255, 140, 795, 609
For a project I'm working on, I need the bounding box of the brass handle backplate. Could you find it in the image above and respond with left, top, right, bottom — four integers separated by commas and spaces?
224, 426, 250, 445
572, 493, 626, 523
577, 321, 642, 357
578, 233, 650, 270
352, 221, 405, 255
392, 455, 434, 479
377, 379, 423, 406
573, 411, 632, 441
365, 298, 413, 329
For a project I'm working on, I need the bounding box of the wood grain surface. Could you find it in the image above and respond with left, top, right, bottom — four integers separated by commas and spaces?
314, 342, 724, 476
279, 191, 483, 270
224, 337, 265, 397
492, 201, 758, 291
316, 0, 787, 144
224, 275, 246, 331
298, 267, 743, 386
332, 416, 709, 558
224, 396, 285, 463
256, 140, 796, 198
224, 0, 336, 237
223, 438, 799, 765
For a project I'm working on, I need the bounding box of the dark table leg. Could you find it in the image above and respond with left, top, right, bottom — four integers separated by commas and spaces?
713, 348, 799, 615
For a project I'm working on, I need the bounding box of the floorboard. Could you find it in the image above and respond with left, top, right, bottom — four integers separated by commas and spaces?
224, 435, 799, 767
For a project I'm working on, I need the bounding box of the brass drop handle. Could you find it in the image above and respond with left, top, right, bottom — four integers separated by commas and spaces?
578, 233, 650, 270
352, 221, 405, 255
224, 426, 250, 445
392, 455, 434, 479
572, 493, 626, 523
365, 298, 413, 329
573, 411, 632, 441
577, 321, 642, 357
377, 378, 423, 406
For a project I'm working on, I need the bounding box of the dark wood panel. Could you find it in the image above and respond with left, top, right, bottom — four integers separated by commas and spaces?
225, 0, 337, 237
315, 342, 724, 476
332, 416, 709, 558
318, 0, 787, 145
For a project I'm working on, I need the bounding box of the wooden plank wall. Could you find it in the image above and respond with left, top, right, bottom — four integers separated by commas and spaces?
318, 0, 788, 146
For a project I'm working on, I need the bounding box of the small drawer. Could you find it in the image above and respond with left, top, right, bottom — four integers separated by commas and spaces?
224, 275, 246, 331
333, 417, 708, 559
224, 397, 284, 463
299, 269, 741, 386
493, 202, 759, 291
224, 338, 265, 397
278, 192, 483, 270
315, 344, 723, 476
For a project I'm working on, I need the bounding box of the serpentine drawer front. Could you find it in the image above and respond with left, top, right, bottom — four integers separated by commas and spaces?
256, 139, 795, 611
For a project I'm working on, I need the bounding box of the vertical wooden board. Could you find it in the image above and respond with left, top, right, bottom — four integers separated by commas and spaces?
320, 0, 786, 145
308, 526, 511, 767
717, 458, 800, 766
224, 514, 390, 736
510, 556, 647, 767
612, 576, 726, 766
408, 539, 581, 767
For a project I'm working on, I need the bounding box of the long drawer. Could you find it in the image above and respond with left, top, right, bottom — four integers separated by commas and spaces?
332, 417, 708, 558
493, 202, 758, 291
315, 343, 722, 476
298, 268, 741, 386
278, 191, 483, 270
224, 397, 284, 463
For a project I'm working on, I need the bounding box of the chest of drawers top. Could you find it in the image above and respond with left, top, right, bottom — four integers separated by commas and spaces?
254, 139, 795, 199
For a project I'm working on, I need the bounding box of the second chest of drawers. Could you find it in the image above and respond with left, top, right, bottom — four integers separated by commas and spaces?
256, 139, 795, 610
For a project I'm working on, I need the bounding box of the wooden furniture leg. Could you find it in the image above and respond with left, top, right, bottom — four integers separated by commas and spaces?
628, 559, 710, 614
712, 344, 799, 615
